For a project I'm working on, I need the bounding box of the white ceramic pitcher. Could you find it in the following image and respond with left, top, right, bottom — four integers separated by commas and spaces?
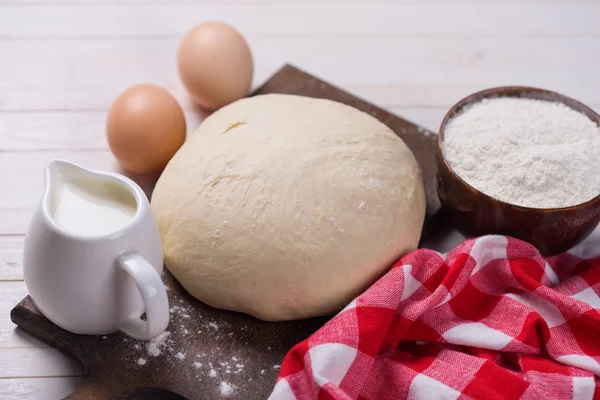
23, 159, 169, 340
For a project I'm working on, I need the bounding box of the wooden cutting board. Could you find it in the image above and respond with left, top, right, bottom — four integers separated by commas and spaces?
11, 65, 441, 400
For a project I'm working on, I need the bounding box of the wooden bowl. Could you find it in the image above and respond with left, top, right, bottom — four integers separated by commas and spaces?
436, 86, 600, 256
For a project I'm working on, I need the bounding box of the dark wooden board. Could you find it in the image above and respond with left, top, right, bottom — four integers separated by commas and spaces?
12, 272, 327, 400
11, 65, 441, 400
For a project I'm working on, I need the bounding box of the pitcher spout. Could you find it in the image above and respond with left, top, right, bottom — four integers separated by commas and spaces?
45, 159, 87, 186
45, 160, 64, 190
42, 160, 91, 224
41, 159, 144, 238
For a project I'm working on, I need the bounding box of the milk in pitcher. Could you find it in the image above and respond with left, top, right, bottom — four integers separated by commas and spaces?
51, 180, 137, 236
23, 159, 169, 340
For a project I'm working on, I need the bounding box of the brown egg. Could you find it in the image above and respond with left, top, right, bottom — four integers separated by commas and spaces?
106, 84, 186, 174
177, 21, 253, 110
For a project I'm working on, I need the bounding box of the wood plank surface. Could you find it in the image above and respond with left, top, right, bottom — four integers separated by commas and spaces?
0, 377, 86, 400
0, 1, 597, 398
1, 5, 598, 37
0, 236, 24, 281
0, 348, 82, 378
0, 108, 438, 151
0, 38, 598, 90
2, 85, 600, 112
0, 282, 47, 348
0, 0, 597, 6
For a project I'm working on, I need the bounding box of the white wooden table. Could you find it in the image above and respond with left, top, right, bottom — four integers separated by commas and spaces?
1, 1, 598, 398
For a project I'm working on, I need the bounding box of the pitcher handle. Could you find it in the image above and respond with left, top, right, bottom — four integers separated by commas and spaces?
117, 252, 169, 340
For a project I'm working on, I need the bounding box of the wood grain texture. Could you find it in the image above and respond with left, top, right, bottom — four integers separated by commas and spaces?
10, 64, 440, 400
1, 38, 598, 90
0, 236, 24, 281
0, 0, 597, 5
0, 377, 86, 400
0, 211, 35, 236
0, 108, 438, 150
0, 282, 48, 348
1, 1, 598, 397
1, 5, 598, 37
2, 85, 600, 112
0, 347, 82, 378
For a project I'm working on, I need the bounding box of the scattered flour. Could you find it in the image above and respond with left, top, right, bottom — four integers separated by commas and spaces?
417, 126, 434, 137
121, 291, 275, 381
368, 178, 382, 188
443, 97, 600, 208
147, 331, 171, 357
329, 217, 344, 234
357, 200, 368, 211
220, 381, 235, 397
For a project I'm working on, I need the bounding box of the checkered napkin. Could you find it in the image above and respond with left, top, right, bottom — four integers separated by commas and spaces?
268, 229, 600, 400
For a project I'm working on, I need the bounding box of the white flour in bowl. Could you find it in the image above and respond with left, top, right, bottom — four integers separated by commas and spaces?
442, 97, 600, 208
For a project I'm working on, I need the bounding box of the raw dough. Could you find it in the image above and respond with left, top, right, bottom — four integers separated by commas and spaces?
151, 94, 426, 321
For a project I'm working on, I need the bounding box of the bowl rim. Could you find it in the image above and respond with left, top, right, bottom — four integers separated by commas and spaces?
437, 85, 600, 213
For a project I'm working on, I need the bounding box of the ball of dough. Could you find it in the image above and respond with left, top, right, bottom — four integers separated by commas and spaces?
151, 94, 426, 321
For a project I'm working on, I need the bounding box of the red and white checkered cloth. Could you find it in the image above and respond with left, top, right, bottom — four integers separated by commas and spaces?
268, 230, 600, 400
